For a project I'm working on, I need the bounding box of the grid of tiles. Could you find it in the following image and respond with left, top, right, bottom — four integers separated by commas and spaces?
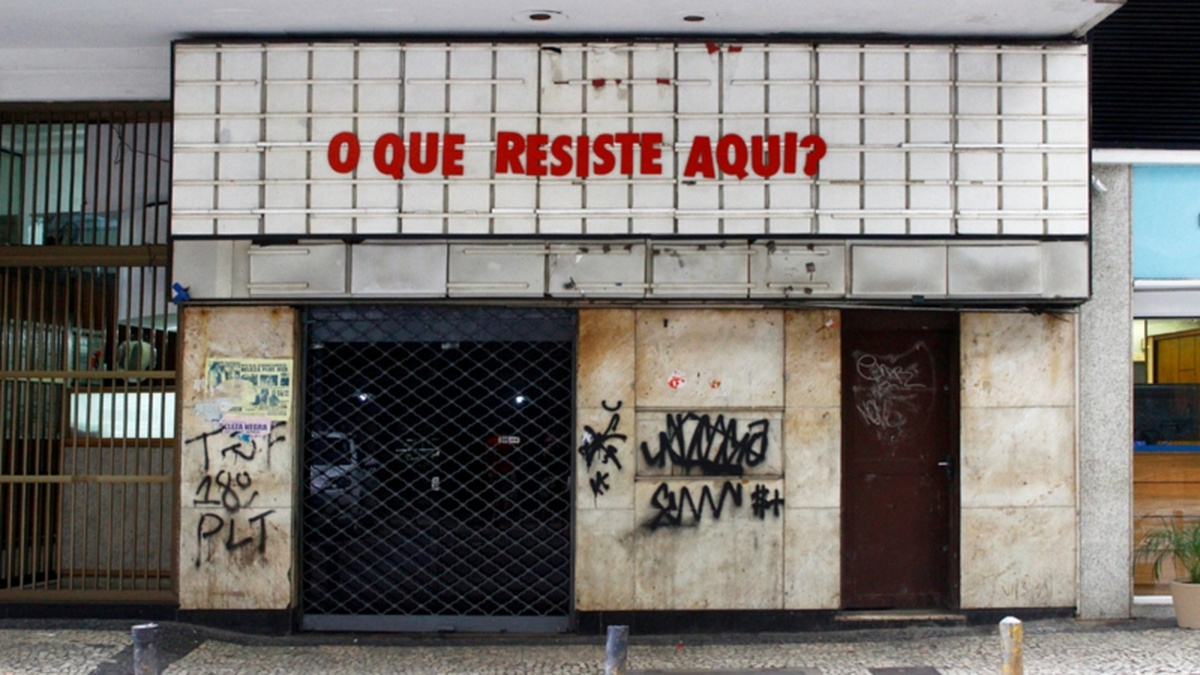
171, 42, 1089, 237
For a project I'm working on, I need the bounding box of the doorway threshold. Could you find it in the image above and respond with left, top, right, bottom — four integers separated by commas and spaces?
835, 610, 967, 626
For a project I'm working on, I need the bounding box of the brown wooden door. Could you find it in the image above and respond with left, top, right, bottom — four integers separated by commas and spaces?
841, 310, 958, 609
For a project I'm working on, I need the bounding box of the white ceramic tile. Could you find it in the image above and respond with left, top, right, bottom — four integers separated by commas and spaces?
218, 152, 260, 182
864, 84, 904, 113
910, 152, 950, 181
358, 83, 400, 114
1002, 86, 1043, 116
174, 119, 216, 145
722, 218, 766, 235
864, 119, 905, 146
539, 218, 583, 235
910, 85, 951, 114
265, 83, 307, 114
863, 50, 905, 80
173, 153, 215, 182
633, 183, 674, 209
632, 48, 676, 113
676, 219, 720, 235
311, 83, 353, 113
262, 214, 307, 235
960, 312, 1075, 408
175, 86, 217, 116
769, 183, 812, 209
495, 48, 538, 113
817, 83, 859, 114
492, 217, 536, 235
1047, 152, 1087, 180
816, 216, 861, 235
357, 184, 399, 209
1000, 218, 1045, 236
1048, 185, 1088, 212
819, 184, 860, 210
910, 119, 951, 145
909, 218, 953, 235
264, 149, 308, 181
311, 48, 354, 79
724, 184, 765, 210
909, 49, 951, 81
676, 51, 719, 114
910, 185, 951, 211
628, 218, 673, 235
264, 184, 305, 210
1002, 186, 1043, 212
175, 50, 217, 82
221, 50, 262, 82
357, 49, 400, 80
173, 185, 215, 210
587, 183, 627, 210
768, 217, 812, 234
817, 50, 859, 81
783, 507, 840, 609
1003, 120, 1044, 145
446, 184, 488, 213
817, 151, 859, 182
541, 49, 584, 114
957, 183, 998, 208
863, 151, 904, 180
1046, 218, 1088, 236
1001, 52, 1043, 83
218, 85, 261, 116
265, 117, 307, 143
957, 50, 998, 81
171, 218, 216, 236
401, 181, 444, 212
957, 86, 998, 115
217, 119, 260, 144
958, 153, 999, 181
310, 184, 352, 209
354, 217, 399, 235
818, 119, 859, 145
216, 217, 261, 235
724, 51, 765, 114
678, 183, 718, 209
1046, 120, 1087, 145
1002, 152, 1043, 181
956, 219, 999, 235
309, 217, 354, 234
863, 184, 905, 211
493, 182, 535, 209
1046, 86, 1087, 116
1046, 51, 1087, 83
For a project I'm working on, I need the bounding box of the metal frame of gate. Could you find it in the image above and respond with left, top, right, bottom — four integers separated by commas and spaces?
0, 103, 176, 603
300, 305, 575, 632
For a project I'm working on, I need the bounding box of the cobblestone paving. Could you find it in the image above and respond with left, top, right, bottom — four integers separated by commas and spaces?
2, 619, 1200, 674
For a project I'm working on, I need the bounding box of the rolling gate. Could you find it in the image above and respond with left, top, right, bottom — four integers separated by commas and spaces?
301, 306, 575, 631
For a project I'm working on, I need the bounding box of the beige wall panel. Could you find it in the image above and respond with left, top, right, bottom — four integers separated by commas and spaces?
178, 306, 298, 611
636, 309, 784, 409
178, 507, 293, 610
634, 478, 784, 610
961, 312, 1075, 409
575, 509, 637, 610
960, 506, 1076, 608
783, 507, 840, 609
784, 309, 842, 408
961, 406, 1076, 508
577, 405, 636, 510
783, 408, 840, 509
578, 309, 636, 410
635, 410, 783, 478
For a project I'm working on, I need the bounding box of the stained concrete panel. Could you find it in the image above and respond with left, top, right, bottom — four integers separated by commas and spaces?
636, 309, 785, 409
961, 312, 1075, 409
577, 406, 636, 510
960, 406, 1075, 508
578, 309, 636, 410
635, 410, 783, 478
784, 309, 842, 408
575, 509, 637, 610
633, 478, 785, 610
960, 505, 1076, 608
783, 408, 840, 509
783, 507, 841, 609
178, 306, 298, 611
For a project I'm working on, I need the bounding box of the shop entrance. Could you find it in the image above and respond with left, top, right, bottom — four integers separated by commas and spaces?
300, 306, 575, 631
841, 311, 958, 609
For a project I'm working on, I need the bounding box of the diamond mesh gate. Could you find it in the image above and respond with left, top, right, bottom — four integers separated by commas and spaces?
301, 306, 575, 631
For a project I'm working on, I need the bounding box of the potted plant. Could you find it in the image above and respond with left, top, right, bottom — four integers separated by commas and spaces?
1136, 518, 1200, 628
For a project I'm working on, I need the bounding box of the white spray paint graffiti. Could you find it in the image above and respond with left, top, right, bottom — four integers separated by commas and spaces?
852, 342, 936, 443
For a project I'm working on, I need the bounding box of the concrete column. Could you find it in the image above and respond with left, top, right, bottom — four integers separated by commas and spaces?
1078, 163, 1133, 619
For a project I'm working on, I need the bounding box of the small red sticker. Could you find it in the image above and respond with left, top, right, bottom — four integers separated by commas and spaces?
668, 370, 686, 389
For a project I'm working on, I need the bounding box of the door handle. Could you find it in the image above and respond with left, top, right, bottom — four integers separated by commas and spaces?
937, 455, 954, 481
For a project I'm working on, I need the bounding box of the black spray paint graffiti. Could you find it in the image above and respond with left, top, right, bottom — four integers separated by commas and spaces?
186, 421, 286, 567
853, 342, 935, 443
643, 481, 785, 530
578, 400, 625, 497
640, 412, 769, 476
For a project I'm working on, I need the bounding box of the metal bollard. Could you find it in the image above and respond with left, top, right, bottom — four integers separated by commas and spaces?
132, 623, 161, 675
604, 624, 629, 675
1000, 616, 1023, 675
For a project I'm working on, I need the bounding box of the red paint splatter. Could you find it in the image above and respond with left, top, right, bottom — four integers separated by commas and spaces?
728, 46, 743, 53
591, 78, 606, 88
657, 78, 672, 86
706, 43, 720, 54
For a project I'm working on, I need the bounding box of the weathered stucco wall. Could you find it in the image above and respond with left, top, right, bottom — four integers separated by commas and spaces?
178, 306, 297, 610
959, 312, 1077, 609
575, 308, 841, 611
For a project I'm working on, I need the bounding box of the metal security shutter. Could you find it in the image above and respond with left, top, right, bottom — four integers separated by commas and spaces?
1091, 0, 1200, 148
301, 306, 575, 632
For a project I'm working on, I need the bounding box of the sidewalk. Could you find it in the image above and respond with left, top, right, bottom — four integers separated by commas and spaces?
1, 617, 1199, 674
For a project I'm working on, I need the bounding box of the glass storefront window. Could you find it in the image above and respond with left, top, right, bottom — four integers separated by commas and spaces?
1134, 319, 1200, 595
